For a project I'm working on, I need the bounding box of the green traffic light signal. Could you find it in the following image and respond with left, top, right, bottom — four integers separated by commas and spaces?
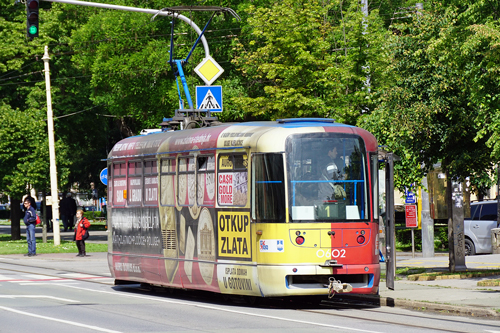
29, 25, 38, 35
26, 0, 39, 39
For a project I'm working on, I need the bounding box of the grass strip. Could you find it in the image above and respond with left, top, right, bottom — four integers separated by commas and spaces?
0, 234, 107, 254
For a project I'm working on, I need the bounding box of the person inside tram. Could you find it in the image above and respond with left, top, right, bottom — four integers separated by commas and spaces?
318, 146, 346, 202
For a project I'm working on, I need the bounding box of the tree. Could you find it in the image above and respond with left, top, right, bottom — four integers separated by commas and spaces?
359, 2, 495, 191
231, 0, 390, 123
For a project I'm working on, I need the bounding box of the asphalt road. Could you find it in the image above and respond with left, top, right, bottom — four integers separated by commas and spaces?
1, 259, 500, 332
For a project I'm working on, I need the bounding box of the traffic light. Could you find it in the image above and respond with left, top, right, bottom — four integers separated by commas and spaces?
26, 0, 39, 39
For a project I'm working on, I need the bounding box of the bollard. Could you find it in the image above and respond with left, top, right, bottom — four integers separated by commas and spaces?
492, 228, 500, 254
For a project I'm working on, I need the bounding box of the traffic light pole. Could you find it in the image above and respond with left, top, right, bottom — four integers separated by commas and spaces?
41, 0, 210, 57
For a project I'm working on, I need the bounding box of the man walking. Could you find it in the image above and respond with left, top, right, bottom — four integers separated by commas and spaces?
23, 198, 37, 257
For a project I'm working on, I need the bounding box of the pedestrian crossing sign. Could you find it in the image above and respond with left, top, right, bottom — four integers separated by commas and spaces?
196, 86, 223, 112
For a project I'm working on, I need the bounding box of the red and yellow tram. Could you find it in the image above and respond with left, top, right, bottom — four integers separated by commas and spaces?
107, 118, 380, 297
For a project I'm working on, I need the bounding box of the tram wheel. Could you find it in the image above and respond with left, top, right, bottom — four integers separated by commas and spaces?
246, 296, 260, 306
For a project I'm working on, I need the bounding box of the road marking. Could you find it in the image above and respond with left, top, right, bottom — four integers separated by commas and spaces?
61, 285, 383, 333
0, 273, 111, 283
0, 295, 79, 302
0, 305, 122, 332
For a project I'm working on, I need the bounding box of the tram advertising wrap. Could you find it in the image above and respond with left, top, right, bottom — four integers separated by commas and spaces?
112, 208, 161, 254
107, 119, 380, 298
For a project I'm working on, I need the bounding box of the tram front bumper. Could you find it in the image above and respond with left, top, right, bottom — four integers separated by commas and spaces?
256, 263, 379, 297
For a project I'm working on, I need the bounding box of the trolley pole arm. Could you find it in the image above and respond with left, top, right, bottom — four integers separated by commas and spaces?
184, 12, 216, 64
169, 17, 175, 70
175, 60, 193, 109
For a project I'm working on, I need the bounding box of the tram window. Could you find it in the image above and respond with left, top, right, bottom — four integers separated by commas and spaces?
178, 156, 195, 206
286, 134, 369, 222
144, 159, 157, 175
128, 160, 141, 176
144, 160, 158, 206
160, 158, 176, 206
252, 153, 286, 222
197, 155, 215, 206
217, 153, 248, 207
128, 160, 143, 207
113, 162, 126, 177
112, 162, 126, 206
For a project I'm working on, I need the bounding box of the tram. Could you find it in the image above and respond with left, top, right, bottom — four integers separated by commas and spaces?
107, 118, 380, 297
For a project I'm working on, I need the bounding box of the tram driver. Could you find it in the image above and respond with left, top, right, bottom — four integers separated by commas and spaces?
318, 146, 346, 202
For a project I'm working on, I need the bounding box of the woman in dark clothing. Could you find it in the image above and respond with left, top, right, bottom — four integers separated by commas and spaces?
74, 209, 90, 257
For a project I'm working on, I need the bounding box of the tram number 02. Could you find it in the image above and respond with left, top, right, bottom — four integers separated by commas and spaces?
316, 248, 346, 258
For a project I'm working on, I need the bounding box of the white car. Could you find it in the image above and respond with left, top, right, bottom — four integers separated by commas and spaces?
464, 201, 499, 255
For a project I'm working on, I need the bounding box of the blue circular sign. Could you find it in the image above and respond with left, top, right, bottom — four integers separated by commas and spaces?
100, 168, 108, 186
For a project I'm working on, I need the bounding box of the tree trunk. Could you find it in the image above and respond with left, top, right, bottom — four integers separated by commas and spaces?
10, 198, 22, 240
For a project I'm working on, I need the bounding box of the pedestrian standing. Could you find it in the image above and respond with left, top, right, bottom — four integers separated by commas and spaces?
74, 209, 90, 257
60, 193, 77, 231
23, 198, 37, 257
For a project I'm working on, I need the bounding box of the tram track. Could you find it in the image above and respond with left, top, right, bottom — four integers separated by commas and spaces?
297, 299, 500, 333
302, 308, 474, 333
0, 259, 113, 285
1, 260, 498, 333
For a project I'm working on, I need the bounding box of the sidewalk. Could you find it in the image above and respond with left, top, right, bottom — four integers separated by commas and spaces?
0, 242, 499, 318
375, 253, 500, 319
0, 224, 108, 244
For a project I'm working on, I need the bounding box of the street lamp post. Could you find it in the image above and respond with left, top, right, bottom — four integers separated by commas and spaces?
42, 46, 61, 245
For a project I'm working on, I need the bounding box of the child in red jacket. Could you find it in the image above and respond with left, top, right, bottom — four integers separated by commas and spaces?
74, 210, 91, 257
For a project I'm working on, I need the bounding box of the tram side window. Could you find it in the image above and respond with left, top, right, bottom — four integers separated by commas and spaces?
160, 158, 176, 206
128, 160, 142, 206
112, 162, 126, 206
197, 155, 215, 206
144, 159, 158, 206
178, 156, 195, 206
251, 154, 286, 222
217, 154, 248, 206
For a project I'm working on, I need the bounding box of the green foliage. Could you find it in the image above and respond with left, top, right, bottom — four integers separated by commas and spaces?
1, 0, 499, 213
395, 225, 448, 251
83, 210, 102, 220
232, 0, 390, 123
359, 1, 497, 191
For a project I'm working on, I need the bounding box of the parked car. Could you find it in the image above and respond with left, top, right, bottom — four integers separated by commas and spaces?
464, 200, 499, 255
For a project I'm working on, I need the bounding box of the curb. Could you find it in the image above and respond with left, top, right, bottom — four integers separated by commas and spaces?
407, 271, 500, 281
334, 294, 500, 319
477, 279, 500, 286
379, 297, 500, 319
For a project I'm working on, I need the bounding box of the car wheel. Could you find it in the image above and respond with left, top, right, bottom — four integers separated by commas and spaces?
464, 238, 475, 256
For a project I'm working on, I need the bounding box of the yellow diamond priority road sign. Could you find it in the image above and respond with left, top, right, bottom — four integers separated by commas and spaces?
194, 56, 224, 86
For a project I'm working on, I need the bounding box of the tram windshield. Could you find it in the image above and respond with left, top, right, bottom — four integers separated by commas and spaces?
287, 133, 369, 222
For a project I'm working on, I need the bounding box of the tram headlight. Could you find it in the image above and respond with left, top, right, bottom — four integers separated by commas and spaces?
295, 236, 305, 245
357, 235, 365, 244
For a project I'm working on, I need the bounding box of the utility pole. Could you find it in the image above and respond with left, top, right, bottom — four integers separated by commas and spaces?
42, 46, 61, 246
446, 175, 466, 272
421, 177, 434, 257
